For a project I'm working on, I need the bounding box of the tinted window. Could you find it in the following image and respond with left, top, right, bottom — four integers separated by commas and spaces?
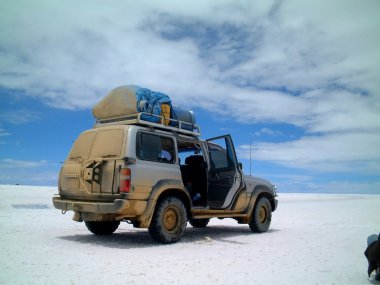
208, 137, 235, 169
136, 133, 175, 163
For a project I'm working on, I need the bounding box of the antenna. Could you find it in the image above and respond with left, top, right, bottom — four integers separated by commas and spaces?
249, 140, 252, 176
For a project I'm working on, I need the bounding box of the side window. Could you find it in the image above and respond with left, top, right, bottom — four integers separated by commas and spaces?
207, 137, 236, 169
178, 141, 204, 167
136, 133, 175, 163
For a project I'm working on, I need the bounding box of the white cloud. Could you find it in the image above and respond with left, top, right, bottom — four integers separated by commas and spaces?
0, 110, 40, 124
255, 127, 282, 136
300, 89, 380, 133
1, 1, 378, 110
0, 159, 48, 169
0, 128, 10, 137
0, 0, 379, 175
0, 159, 58, 186
225, 1, 380, 93
238, 131, 380, 174
274, 176, 380, 194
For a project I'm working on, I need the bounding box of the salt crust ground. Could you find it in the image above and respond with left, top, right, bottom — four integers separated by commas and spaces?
0, 185, 379, 285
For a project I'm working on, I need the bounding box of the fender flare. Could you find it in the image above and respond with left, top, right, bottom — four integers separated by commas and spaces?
137, 179, 191, 228
247, 186, 276, 218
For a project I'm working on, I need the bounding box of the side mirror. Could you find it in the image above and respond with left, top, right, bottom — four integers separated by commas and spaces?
238, 162, 243, 170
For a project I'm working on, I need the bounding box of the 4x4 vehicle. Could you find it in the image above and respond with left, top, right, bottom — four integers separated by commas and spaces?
53, 106, 278, 244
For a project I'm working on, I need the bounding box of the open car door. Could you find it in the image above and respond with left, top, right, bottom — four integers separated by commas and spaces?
206, 135, 243, 209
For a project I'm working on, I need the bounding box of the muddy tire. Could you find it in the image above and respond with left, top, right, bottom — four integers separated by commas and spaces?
85, 221, 120, 235
189, 218, 210, 228
249, 197, 272, 233
149, 196, 187, 244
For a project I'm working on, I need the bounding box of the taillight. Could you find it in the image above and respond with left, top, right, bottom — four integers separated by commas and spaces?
119, 168, 131, 193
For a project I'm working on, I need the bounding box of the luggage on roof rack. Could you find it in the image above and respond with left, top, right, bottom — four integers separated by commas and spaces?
92, 85, 200, 136
93, 85, 170, 122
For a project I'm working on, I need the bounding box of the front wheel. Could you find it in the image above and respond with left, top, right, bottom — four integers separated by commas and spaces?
149, 196, 187, 244
249, 197, 272, 233
85, 221, 120, 235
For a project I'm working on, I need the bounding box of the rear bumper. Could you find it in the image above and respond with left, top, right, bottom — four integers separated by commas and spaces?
53, 196, 132, 214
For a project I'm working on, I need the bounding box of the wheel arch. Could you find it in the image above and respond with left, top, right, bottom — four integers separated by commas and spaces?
136, 179, 191, 228
249, 186, 277, 214
155, 188, 191, 220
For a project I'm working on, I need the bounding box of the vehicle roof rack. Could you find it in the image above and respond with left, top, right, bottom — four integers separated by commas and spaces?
93, 112, 201, 137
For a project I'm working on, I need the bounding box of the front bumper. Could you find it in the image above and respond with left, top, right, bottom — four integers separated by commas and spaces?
272, 198, 278, 212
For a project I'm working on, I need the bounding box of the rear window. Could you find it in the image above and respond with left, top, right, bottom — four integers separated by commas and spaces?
68, 129, 124, 161
136, 132, 175, 163
90, 129, 124, 158
68, 132, 95, 160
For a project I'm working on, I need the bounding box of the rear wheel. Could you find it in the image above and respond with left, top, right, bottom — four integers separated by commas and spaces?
149, 196, 187, 244
189, 218, 210, 228
85, 221, 120, 235
249, 197, 272, 233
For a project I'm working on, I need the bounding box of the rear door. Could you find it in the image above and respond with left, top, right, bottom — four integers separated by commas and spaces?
59, 127, 125, 199
84, 128, 125, 195
206, 135, 243, 209
59, 131, 95, 197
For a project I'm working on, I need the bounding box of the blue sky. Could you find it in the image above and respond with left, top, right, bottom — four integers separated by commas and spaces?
1, 0, 379, 193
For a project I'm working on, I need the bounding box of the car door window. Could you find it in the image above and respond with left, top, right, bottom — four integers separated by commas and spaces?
208, 137, 235, 170
206, 135, 241, 209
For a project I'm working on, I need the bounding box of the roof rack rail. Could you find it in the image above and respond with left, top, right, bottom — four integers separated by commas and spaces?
93, 112, 201, 136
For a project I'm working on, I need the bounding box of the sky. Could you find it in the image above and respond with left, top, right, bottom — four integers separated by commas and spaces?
0, 0, 379, 194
